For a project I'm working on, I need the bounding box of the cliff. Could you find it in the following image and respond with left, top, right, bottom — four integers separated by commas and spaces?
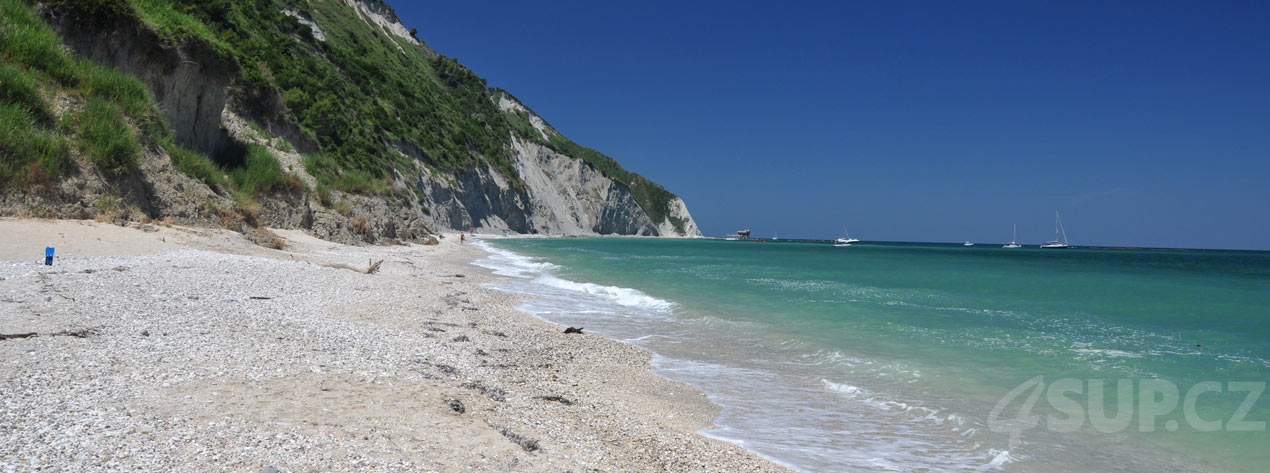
0, 0, 701, 242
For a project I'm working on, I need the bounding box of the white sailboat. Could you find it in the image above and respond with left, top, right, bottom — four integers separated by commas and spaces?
1003, 224, 1022, 248
835, 226, 860, 245
1040, 212, 1071, 249
964, 241, 975, 246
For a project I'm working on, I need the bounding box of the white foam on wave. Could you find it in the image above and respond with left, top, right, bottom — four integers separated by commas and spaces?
821, 379, 868, 395
977, 449, 1016, 471
531, 274, 674, 311
822, 378, 972, 429
794, 349, 867, 368
1071, 348, 1144, 359
472, 240, 673, 312
469, 240, 559, 277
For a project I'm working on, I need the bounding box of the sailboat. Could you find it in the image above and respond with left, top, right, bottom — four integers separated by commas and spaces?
1003, 224, 1022, 248
835, 226, 860, 245
1040, 212, 1071, 249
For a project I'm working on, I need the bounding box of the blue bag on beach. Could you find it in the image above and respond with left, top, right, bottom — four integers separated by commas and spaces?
45, 247, 54, 265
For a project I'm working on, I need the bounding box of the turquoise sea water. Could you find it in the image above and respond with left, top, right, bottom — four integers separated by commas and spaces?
474, 238, 1269, 472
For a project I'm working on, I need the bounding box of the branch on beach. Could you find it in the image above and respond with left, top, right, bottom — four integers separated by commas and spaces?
1, 329, 96, 340
488, 422, 540, 452
320, 259, 383, 274
461, 381, 506, 401
535, 395, 574, 406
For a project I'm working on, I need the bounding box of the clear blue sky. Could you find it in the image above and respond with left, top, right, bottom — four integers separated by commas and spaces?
394, 1, 1269, 250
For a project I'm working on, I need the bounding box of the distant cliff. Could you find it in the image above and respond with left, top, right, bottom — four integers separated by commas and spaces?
0, 0, 701, 242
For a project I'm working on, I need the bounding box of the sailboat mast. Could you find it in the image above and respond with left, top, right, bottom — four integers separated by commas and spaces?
1058, 212, 1069, 244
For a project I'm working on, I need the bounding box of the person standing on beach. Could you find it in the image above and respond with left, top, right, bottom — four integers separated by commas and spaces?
460, 233, 465, 244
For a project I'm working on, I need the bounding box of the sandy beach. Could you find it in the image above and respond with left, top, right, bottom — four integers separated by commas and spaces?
0, 218, 788, 472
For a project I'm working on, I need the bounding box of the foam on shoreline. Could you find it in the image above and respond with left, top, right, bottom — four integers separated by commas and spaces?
470, 238, 1024, 473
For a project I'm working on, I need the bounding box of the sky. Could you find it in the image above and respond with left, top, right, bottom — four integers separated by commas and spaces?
394, 1, 1270, 250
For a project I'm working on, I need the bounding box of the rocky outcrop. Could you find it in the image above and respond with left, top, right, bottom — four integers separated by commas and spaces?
657, 197, 701, 237
417, 164, 531, 234
343, 0, 417, 45
509, 135, 658, 235
408, 133, 698, 237
493, 94, 702, 237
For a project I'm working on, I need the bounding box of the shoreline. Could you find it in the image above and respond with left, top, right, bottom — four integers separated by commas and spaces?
0, 219, 789, 472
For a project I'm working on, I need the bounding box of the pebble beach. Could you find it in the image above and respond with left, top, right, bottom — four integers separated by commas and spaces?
0, 219, 788, 472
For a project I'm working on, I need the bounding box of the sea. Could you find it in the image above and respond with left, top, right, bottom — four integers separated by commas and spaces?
471, 237, 1269, 472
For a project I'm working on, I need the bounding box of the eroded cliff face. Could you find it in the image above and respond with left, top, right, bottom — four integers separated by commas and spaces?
42, 6, 237, 159
658, 197, 701, 237
17, 1, 702, 242
413, 133, 698, 237
491, 94, 702, 237
509, 135, 658, 236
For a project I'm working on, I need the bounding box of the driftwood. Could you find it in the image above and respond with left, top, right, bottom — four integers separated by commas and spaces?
489, 422, 540, 452
320, 259, 383, 274
0, 329, 95, 340
535, 395, 574, 406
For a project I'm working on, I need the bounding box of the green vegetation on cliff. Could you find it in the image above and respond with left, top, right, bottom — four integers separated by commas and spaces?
127, 0, 681, 227
0, 0, 144, 185
122, 0, 518, 187
5, 0, 685, 230
0, 0, 289, 193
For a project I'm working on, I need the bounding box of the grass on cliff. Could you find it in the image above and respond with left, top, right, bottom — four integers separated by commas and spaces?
0, 62, 52, 121
0, 0, 79, 86
0, 0, 286, 195
230, 145, 300, 196
76, 98, 141, 175
0, 0, 74, 187
303, 153, 391, 196
0, 0, 148, 184
0, 103, 72, 187
131, 0, 520, 190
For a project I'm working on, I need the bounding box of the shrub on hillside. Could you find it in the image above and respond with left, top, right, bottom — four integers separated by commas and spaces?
229, 145, 286, 195
0, 103, 71, 187
77, 98, 140, 175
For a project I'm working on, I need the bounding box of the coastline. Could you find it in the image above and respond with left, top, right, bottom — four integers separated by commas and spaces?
0, 219, 788, 472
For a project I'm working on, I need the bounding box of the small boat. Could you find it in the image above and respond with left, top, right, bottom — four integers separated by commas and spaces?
835, 226, 860, 245
724, 233, 740, 241
964, 241, 974, 246
1003, 224, 1022, 248
1040, 212, 1071, 249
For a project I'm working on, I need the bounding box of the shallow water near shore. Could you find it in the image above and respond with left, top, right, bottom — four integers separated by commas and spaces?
474, 238, 1269, 472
